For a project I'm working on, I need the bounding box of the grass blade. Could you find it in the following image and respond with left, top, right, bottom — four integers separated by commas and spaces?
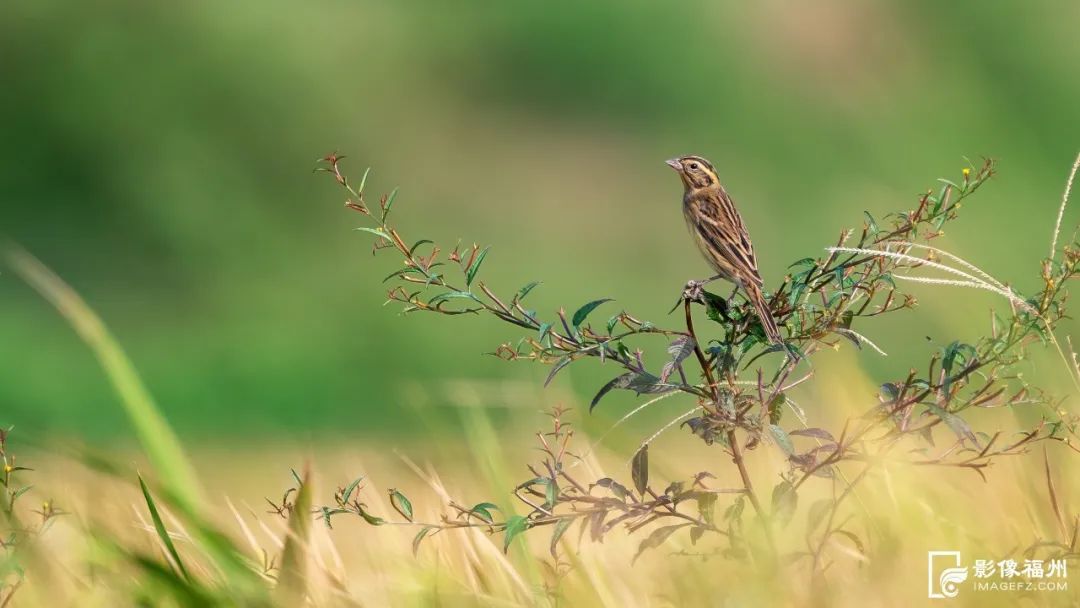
2, 245, 204, 514
139, 474, 190, 582
275, 467, 312, 604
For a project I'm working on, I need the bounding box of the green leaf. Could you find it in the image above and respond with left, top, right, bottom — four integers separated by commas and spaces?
515, 281, 541, 302
320, 507, 349, 529
412, 526, 436, 556
788, 257, 816, 268
927, 404, 979, 447
389, 489, 413, 522
768, 424, 795, 456
354, 226, 390, 240
723, 495, 745, 523
593, 478, 631, 501
465, 246, 490, 286
356, 167, 372, 193
543, 479, 558, 510
537, 322, 552, 345
502, 515, 529, 553
590, 374, 631, 412
863, 211, 879, 234
767, 392, 786, 425
703, 290, 728, 323
771, 480, 798, 527
428, 291, 482, 306
632, 524, 688, 563
409, 239, 434, 255
380, 187, 399, 222
789, 428, 835, 442
357, 504, 385, 526
689, 526, 707, 545
879, 383, 900, 402
697, 493, 718, 526
631, 445, 649, 495
549, 517, 574, 558
606, 314, 621, 334
382, 266, 424, 283
572, 298, 613, 328
470, 502, 499, 524
138, 475, 190, 582
626, 372, 671, 395
341, 477, 364, 504
544, 356, 573, 387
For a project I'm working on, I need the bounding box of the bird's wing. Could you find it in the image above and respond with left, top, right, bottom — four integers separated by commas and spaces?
693, 192, 764, 287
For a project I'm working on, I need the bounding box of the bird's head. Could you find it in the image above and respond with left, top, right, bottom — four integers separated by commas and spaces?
666, 155, 719, 191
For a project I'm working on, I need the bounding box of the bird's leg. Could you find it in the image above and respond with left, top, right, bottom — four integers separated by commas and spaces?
681, 279, 706, 304
679, 275, 721, 305
673, 275, 730, 319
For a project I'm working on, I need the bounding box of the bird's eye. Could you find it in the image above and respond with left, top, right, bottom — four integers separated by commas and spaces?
689, 163, 699, 169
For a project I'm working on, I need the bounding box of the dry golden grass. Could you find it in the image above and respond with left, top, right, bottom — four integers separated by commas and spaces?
12, 367, 1078, 607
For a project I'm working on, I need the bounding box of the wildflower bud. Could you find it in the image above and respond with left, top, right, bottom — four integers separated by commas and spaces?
962, 167, 971, 178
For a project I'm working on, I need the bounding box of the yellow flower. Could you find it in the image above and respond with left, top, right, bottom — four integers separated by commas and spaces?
962, 167, 971, 178
3, 465, 11, 474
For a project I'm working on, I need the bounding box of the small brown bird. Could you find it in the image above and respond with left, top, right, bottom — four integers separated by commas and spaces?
667, 155, 783, 344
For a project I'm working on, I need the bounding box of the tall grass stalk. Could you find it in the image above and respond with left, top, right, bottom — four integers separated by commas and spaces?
2, 245, 204, 514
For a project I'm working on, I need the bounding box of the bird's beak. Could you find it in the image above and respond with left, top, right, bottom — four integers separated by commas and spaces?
665, 158, 682, 172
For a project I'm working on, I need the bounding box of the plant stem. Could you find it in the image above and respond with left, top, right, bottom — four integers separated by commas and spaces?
683, 298, 774, 553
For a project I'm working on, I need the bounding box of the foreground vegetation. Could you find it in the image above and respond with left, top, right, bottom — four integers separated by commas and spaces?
1, 154, 1079, 606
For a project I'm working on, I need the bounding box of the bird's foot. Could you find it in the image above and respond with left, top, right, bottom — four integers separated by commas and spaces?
682, 279, 707, 304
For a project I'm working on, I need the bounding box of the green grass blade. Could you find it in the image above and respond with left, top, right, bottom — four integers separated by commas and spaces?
2, 245, 204, 513
139, 474, 190, 582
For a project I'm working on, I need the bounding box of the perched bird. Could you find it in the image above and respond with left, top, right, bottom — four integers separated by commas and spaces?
667, 155, 783, 345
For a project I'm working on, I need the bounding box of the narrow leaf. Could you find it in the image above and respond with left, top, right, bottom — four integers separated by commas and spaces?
788, 428, 835, 442
593, 478, 631, 501
413, 526, 436, 556
771, 480, 798, 527
341, 477, 364, 503
380, 187, 399, 221
632, 524, 688, 563
138, 475, 190, 582
927, 404, 979, 447
543, 479, 558, 509
515, 281, 541, 302
389, 489, 413, 522
590, 374, 632, 412
276, 468, 312, 603
631, 445, 649, 495
544, 356, 573, 387
660, 336, 696, 383
572, 298, 613, 328
470, 502, 499, 524
354, 226, 390, 240
465, 246, 490, 286
550, 517, 574, 558
503, 515, 529, 553
768, 424, 795, 456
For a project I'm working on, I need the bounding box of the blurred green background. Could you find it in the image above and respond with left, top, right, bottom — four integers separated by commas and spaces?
2, 0, 1079, 442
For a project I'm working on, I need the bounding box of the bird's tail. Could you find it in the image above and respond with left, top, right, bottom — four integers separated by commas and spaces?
745, 282, 783, 345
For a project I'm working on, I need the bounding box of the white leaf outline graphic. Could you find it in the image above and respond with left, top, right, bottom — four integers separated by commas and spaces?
938, 566, 969, 598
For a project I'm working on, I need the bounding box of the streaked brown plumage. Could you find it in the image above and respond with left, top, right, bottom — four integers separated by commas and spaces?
667, 155, 783, 344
